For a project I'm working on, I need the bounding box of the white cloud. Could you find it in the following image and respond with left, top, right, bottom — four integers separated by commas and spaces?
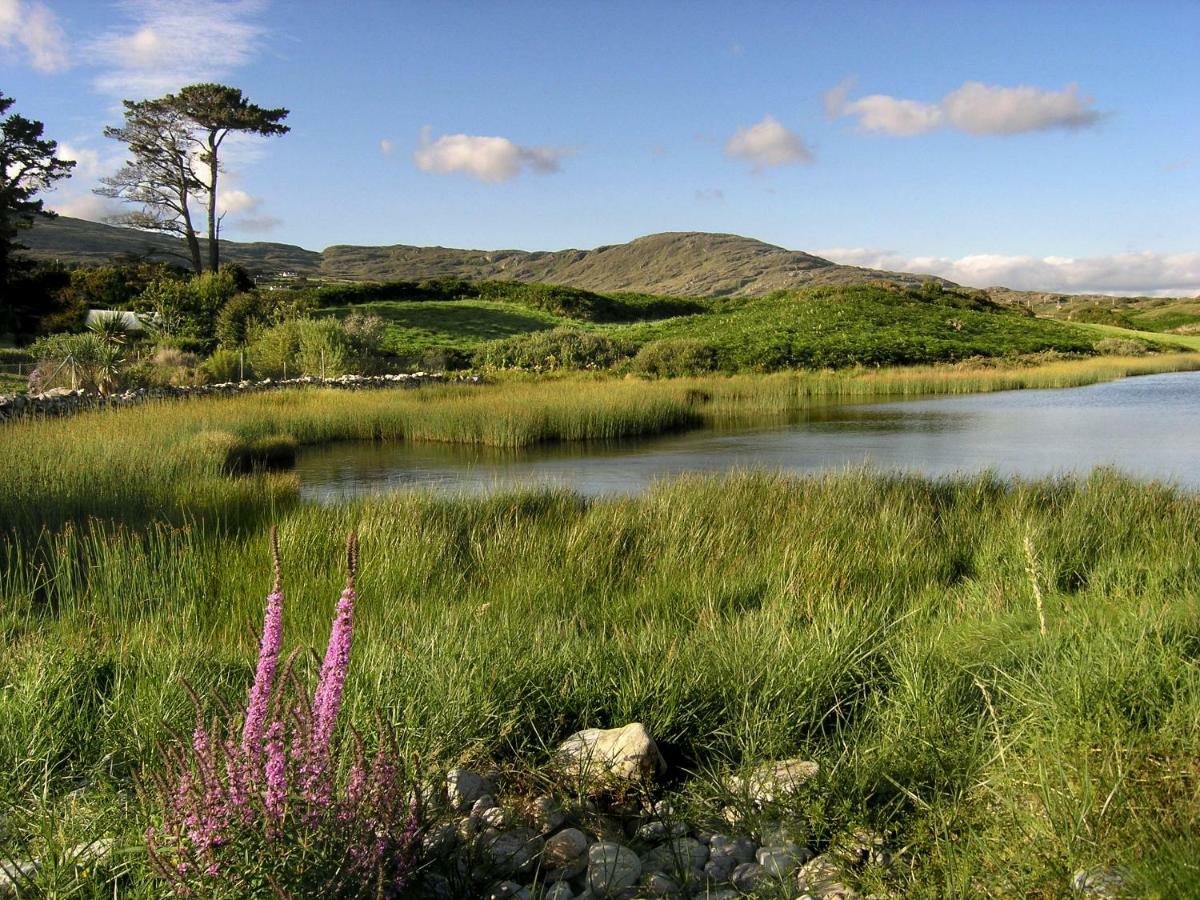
816, 246, 1200, 296
217, 187, 258, 216
724, 115, 812, 170
829, 80, 1103, 137
941, 82, 1101, 135
841, 95, 942, 136
54, 142, 104, 178
379, 138, 395, 155
49, 193, 125, 222
85, 0, 267, 97
227, 214, 281, 233
413, 127, 572, 182
0, 0, 69, 72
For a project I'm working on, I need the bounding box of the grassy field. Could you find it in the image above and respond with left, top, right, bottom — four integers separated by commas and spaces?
317, 281, 1146, 373
3, 359, 1200, 896
3, 471, 1200, 896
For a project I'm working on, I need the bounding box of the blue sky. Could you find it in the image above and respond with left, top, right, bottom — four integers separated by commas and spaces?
2, 0, 1198, 293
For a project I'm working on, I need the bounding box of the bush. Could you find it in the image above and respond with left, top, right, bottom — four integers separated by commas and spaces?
27, 332, 124, 394
629, 338, 719, 377
295, 318, 351, 377
203, 347, 248, 382
473, 327, 635, 370
247, 318, 354, 378
1093, 337, 1151, 356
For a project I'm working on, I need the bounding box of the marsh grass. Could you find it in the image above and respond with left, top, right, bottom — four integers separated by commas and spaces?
2, 358, 1200, 895
2, 470, 1200, 894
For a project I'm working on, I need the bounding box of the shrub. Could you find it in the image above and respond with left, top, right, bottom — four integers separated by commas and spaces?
27, 332, 124, 394
1093, 337, 1151, 356
247, 319, 354, 379
143, 533, 421, 898
295, 318, 351, 377
629, 338, 719, 377
203, 348, 248, 383
473, 327, 635, 370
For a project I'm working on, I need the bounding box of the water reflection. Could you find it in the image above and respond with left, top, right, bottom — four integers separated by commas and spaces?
297, 371, 1200, 501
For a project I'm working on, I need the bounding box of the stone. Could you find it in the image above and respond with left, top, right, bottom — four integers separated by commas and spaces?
694, 891, 738, 900
729, 862, 772, 892
543, 827, 590, 880
728, 759, 819, 806
422, 821, 459, 856
707, 835, 756, 865
640, 871, 683, 896
587, 841, 642, 897
636, 820, 689, 842
485, 828, 544, 876
66, 838, 114, 867
795, 855, 852, 898
447, 768, 493, 811
485, 881, 529, 899
1072, 866, 1129, 898
541, 882, 575, 900
479, 806, 511, 829
755, 843, 811, 878
0, 860, 38, 896
702, 854, 736, 884
643, 837, 708, 875
837, 828, 888, 868
531, 795, 567, 833
557, 723, 665, 785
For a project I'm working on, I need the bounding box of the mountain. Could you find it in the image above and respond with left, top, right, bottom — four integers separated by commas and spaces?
19, 215, 945, 296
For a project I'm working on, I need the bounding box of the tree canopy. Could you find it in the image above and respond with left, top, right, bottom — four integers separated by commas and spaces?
98, 83, 289, 275
0, 90, 75, 335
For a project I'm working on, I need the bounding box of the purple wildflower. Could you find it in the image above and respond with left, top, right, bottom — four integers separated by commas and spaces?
264, 720, 287, 824
242, 529, 284, 761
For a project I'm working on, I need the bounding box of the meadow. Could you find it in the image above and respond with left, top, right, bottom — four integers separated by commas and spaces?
3, 357, 1200, 896
317, 281, 1141, 373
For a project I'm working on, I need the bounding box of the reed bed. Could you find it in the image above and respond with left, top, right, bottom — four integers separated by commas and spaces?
2, 356, 1200, 894
2, 471, 1199, 895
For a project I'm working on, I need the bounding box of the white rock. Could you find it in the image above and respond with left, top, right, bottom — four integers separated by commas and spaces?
541, 882, 575, 900
587, 841, 642, 896
728, 758, 819, 805
447, 768, 492, 811
557, 723, 665, 784
543, 826, 589, 879
485, 828, 543, 875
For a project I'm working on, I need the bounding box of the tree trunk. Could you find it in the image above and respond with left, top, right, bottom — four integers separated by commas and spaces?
207, 130, 219, 274
178, 187, 203, 275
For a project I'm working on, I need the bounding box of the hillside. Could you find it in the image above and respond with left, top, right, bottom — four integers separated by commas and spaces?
20, 216, 943, 295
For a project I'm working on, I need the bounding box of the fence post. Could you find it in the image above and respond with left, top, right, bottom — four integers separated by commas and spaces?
239, 350, 244, 382
70, 356, 77, 391
320, 349, 326, 381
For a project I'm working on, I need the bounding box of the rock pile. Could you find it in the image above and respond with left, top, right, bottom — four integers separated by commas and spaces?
0, 371, 480, 423
411, 725, 879, 900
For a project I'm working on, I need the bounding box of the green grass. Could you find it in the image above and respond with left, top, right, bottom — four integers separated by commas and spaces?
3, 471, 1200, 895
607, 284, 1097, 370
1072, 320, 1200, 352
326, 299, 567, 359
0, 372, 27, 394
320, 281, 1125, 373
4, 360, 1200, 895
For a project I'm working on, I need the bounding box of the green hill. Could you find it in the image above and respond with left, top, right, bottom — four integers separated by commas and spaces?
20, 216, 944, 295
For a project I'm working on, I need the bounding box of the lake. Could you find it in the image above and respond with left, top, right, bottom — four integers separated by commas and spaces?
296, 370, 1200, 501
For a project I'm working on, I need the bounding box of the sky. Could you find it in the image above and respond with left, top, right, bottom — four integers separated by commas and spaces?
2, 0, 1198, 295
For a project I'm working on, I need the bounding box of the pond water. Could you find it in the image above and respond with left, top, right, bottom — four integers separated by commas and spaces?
296, 371, 1200, 501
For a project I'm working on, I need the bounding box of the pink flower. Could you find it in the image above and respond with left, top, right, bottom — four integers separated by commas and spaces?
242, 589, 284, 760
